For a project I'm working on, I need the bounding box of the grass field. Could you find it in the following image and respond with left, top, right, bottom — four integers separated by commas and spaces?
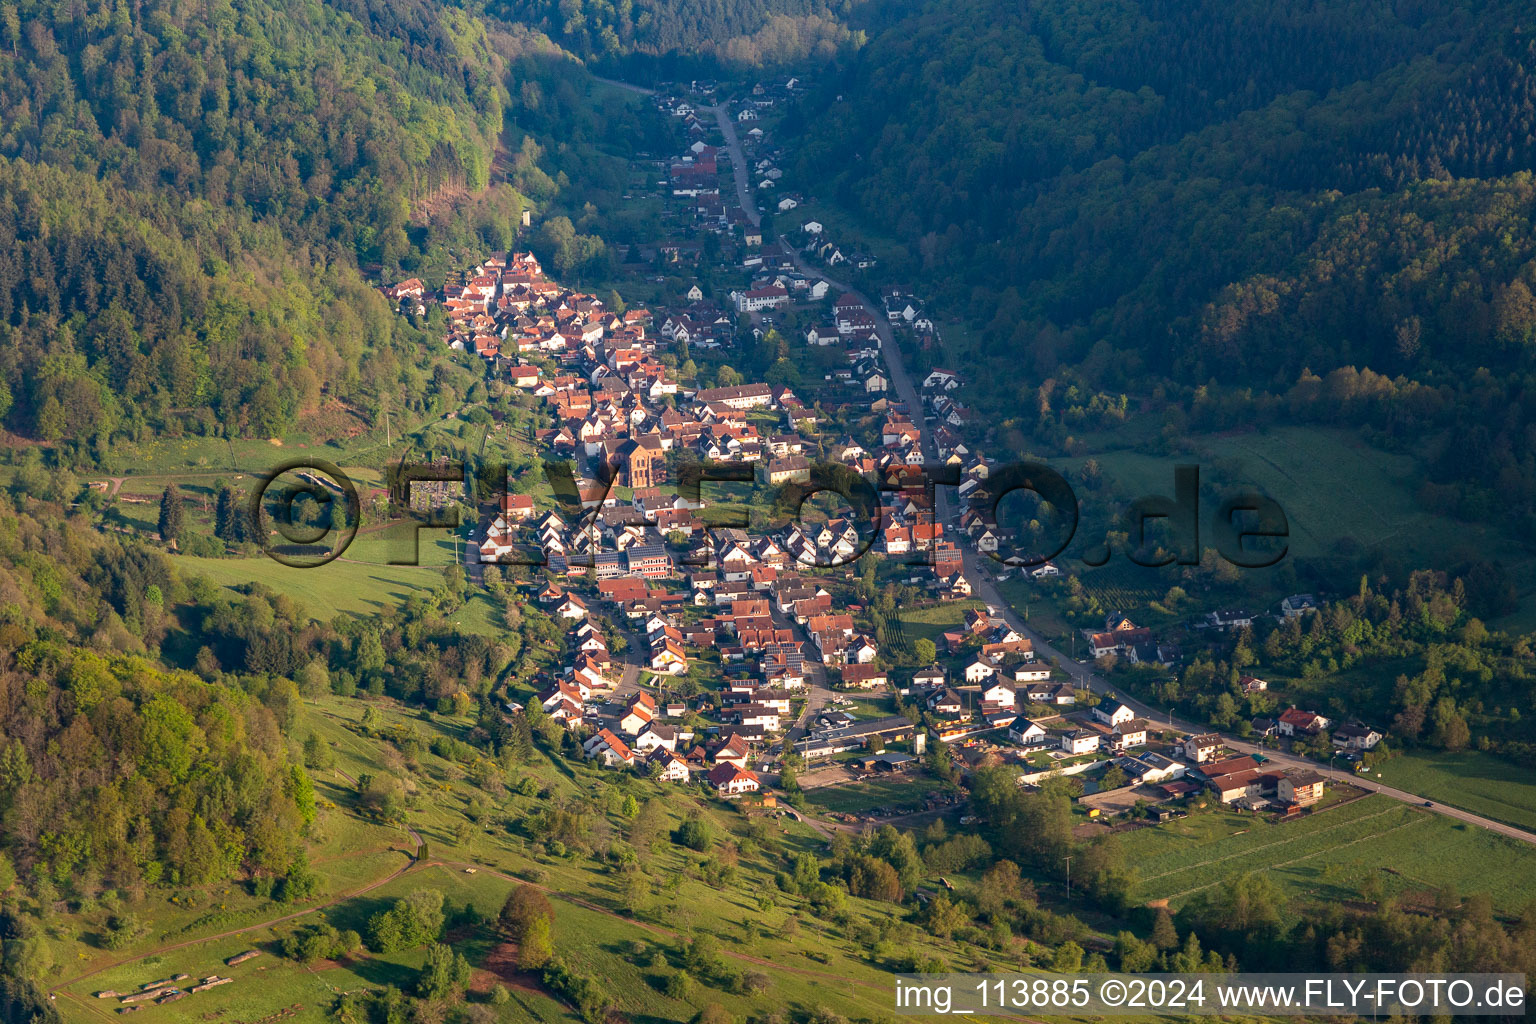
808, 776, 944, 815
172, 554, 504, 632
1122, 795, 1536, 913
1373, 751, 1536, 831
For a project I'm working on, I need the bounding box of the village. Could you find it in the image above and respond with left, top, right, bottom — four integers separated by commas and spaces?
375, 75, 1388, 834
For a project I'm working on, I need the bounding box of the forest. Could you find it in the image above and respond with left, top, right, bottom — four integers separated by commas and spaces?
0, 502, 317, 911
485, 0, 875, 73
790, 0, 1536, 536
0, 0, 546, 446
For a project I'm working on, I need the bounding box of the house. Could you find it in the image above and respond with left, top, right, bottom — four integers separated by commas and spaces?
1278, 769, 1326, 806
1332, 723, 1383, 751
1092, 698, 1136, 728
1182, 733, 1223, 763
735, 284, 790, 312
964, 658, 996, 684
1239, 675, 1269, 693
841, 664, 888, 690
649, 640, 688, 675
556, 593, 588, 620
647, 748, 691, 782
619, 702, 654, 736
979, 680, 1016, 708
1008, 718, 1047, 745
731, 703, 783, 732
707, 763, 761, 797
1059, 729, 1100, 755
1207, 768, 1267, 804
1112, 718, 1148, 750
634, 722, 678, 752
761, 455, 812, 486
1024, 682, 1077, 706
1206, 609, 1254, 631
1280, 594, 1319, 619
912, 665, 946, 690
501, 493, 536, 519
1277, 709, 1331, 737
1115, 752, 1184, 785
710, 733, 752, 768
583, 729, 635, 768
926, 688, 963, 716
849, 636, 879, 664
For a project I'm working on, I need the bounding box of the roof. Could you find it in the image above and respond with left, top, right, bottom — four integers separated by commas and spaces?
707, 763, 758, 786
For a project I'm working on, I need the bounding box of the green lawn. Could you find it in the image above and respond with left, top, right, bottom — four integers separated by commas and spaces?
172, 554, 503, 632
1373, 750, 1536, 831
1122, 794, 1536, 913
808, 775, 943, 814
896, 600, 984, 647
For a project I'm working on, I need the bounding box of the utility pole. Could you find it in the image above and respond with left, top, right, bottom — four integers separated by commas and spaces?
1064, 855, 1073, 900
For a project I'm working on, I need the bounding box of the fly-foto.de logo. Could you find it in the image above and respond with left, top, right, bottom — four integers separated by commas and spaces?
246, 458, 1287, 571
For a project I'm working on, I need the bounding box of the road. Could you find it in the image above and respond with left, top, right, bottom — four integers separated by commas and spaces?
705, 99, 1536, 848
713, 105, 761, 229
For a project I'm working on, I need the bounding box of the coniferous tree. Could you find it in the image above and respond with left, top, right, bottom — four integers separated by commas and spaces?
157, 486, 184, 544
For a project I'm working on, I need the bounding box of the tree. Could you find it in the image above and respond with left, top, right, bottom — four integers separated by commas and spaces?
215, 486, 237, 541
157, 486, 184, 544
417, 943, 471, 1000
1151, 908, 1178, 950
913, 638, 937, 665
519, 914, 554, 969
297, 660, 330, 697
922, 895, 970, 938
367, 889, 445, 952
500, 884, 554, 940
674, 816, 712, 851
1051, 941, 1083, 973
693, 1004, 733, 1024
1430, 697, 1471, 751
355, 629, 386, 674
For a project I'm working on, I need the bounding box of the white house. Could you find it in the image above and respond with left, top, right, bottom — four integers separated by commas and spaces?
1059, 729, 1100, 755
1009, 718, 1047, 745
979, 680, 1016, 707
1092, 698, 1136, 728
965, 658, 997, 684
708, 763, 761, 797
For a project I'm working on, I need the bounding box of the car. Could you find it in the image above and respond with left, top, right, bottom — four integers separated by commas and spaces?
1424, 800, 1433, 807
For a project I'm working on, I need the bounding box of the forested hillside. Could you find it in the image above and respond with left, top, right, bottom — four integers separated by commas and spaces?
792, 0, 1536, 533
0, 0, 525, 444
0, 500, 316, 906
487, 0, 871, 72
